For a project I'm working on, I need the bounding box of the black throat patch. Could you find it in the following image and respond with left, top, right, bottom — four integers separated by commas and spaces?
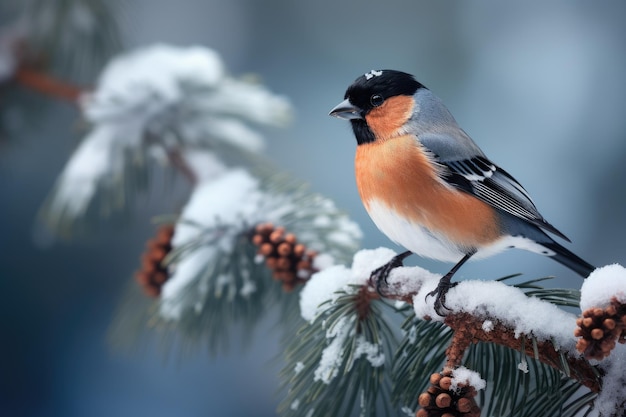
350, 119, 375, 145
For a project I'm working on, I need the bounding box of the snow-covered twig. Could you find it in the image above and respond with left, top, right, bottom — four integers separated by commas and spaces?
442, 312, 599, 392
382, 252, 604, 391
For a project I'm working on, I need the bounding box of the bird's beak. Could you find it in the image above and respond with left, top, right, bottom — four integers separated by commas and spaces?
329, 98, 363, 120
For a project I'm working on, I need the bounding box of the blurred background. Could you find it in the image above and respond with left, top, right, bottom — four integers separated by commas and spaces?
1, 1, 626, 416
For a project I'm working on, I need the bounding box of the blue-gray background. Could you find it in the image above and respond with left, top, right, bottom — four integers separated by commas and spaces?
2, 1, 626, 416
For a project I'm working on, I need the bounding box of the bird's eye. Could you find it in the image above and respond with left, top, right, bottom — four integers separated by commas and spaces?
370, 94, 384, 107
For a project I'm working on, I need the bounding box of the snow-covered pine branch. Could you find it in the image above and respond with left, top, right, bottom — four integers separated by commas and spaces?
110, 157, 362, 355
39, 44, 292, 236
280, 249, 397, 417
292, 247, 626, 416
159, 167, 361, 322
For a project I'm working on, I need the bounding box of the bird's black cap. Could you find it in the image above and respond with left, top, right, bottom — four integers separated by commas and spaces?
344, 69, 424, 114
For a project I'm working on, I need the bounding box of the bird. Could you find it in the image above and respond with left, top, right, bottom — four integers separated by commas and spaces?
329, 69, 594, 314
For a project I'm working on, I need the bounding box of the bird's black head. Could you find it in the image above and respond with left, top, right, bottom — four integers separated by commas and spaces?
330, 70, 425, 144
345, 70, 423, 113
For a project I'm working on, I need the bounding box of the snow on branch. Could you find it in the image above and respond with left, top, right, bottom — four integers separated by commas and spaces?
39, 44, 292, 236
281, 249, 396, 417
386, 256, 603, 393
299, 248, 384, 323
159, 167, 361, 322
297, 248, 626, 416
111, 161, 362, 355
81, 44, 291, 152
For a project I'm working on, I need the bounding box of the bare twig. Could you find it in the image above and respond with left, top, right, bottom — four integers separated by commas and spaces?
13, 66, 83, 102
165, 147, 198, 185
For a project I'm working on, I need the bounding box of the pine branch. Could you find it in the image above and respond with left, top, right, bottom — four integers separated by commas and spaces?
375, 266, 602, 393
110, 166, 362, 357
114, 225, 626, 416
291, 249, 626, 416
443, 312, 600, 392
279, 285, 396, 417
36, 44, 294, 238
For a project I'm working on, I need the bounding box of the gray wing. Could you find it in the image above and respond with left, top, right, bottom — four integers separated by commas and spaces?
419, 133, 570, 241
410, 90, 569, 242
443, 156, 569, 241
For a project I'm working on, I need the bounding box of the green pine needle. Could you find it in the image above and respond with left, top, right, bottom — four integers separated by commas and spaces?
278, 288, 397, 417
391, 274, 596, 417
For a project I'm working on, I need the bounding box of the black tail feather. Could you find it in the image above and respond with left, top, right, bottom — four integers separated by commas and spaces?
541, 241, 595, 278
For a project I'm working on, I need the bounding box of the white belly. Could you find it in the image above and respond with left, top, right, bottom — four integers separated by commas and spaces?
365, 199, 554, 263
366, 199, 465, 262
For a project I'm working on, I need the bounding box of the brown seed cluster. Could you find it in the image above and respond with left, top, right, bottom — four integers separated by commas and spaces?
416, 370, 481, 417
250, 223, 318, 291
575, 297, 626, 360
135, 225, 175, 297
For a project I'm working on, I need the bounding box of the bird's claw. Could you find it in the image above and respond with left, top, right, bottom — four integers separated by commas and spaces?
369, 252, 411, 296
369, 262, 394, 296
425, 279, 458, 316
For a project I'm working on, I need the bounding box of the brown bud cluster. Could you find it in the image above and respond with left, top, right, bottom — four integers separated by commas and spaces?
575, 297, 626, 360
250, 223, 318, 291
416, 370, 481, 417
134, 225, 174, 297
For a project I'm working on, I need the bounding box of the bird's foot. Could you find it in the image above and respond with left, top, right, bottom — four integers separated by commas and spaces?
425, 251, 474, 316
369, 251, 412, 296
425, 276, 458, 316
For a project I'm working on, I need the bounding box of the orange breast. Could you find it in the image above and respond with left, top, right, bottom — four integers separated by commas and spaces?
355, 135, 501, 248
